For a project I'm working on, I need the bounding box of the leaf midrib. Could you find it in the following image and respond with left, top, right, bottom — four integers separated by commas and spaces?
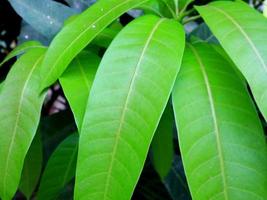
189, 44, 229, 200
2, 55, 44, 198
43, 0, 147, 88
209, 6, 267, 77
102, 18, 166, 199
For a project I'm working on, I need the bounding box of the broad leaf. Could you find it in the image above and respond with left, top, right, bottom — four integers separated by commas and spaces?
172, 43, 267, 200
75, 15, 185, 200
92, 28, 120, 48
37, 134, 78, 200
196, 1, 267, 121
40, 0, 149, 90
60, 51, 100, 131
8, 0, 77, 38
0, 48, 46, 200
19, 133, 43, 200
0, 41, 44, 67
151, 103, 174, 179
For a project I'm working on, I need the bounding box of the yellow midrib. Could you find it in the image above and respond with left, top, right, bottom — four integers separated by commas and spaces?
189, 44, 229, 200
102, 18, 166, 199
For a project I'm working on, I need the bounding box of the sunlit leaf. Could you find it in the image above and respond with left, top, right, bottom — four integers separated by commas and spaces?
75, 15, 185, 200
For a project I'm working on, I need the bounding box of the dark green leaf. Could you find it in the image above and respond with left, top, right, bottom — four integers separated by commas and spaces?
37, 134, 78, 200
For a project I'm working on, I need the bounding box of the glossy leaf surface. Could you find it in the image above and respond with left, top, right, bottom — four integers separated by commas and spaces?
172, 43, 267, 200
60, 51, 100, 131
196, 1, 267, 120
0, 48, 46, 200
40, 0, 148, 90
8, 0, 77, 38
75, 15, 185, 200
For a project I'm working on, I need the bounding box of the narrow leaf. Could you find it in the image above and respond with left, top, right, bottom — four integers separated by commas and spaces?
172, 43, 267, 200
19, 133, 43, 200
75, 15, 185, 200
60, 51, 100, 131
40, 0, 149, 90
151, 103, 174, 179
0, 41, 44, 67
37, 134, 78, 200
196, 1, 267, 120
0, 48, 46, 200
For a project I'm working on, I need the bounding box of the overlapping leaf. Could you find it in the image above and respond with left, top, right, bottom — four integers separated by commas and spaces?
37, 134, 78, 200
0, 48, 46, 200
172, 43, 267, 200
60, 51, 100, 130
151, 103, 174, 179
40, 0, 149, 90
75, 15, 185, 200
8, 0, 77, 38
19, 133, 43, 200
0, 41, 44, 67
196, 1, 267, 120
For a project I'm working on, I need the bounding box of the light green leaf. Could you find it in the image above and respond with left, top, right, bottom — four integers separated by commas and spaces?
0, 41, 44, 67
75, 15, 185, 200
0, 48, 46, 200
172, 43, 267, 200
60, 51, 100, 131
37, 134, 78, 200
19, 132, 43, 200
40, 0, 149, 90
196, 1, 267, 121
151, 103, 174, 179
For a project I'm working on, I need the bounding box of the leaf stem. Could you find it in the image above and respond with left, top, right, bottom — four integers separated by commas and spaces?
182, 15, 201, 24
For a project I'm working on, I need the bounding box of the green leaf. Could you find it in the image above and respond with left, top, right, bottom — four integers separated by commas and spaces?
19, 132, 43, 200
172, 43, 267, 200
60, 51, 100, 131
8, 0, 77, 38
0, 41, 44, 67
151, 103, 174, 179
40, 0, 149, 90
91, 28, 120, 48
75, 15, 185, 200
37, 134, 78, 200
0, 48, 46, 200
196, 1, 267, 121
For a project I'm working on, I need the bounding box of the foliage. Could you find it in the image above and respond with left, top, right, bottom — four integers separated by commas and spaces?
0, 0, 267, 199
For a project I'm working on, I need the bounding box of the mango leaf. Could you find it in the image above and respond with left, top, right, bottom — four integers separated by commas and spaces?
40, 0, 149, 90
65, 0, 96, 11
91, 28, 119, 48
172, 43, 267, 200
37, 134, 78, 200
19, 133, 43, 200
196, 1, 267, 121
8, 0, 77, 38
75, 15, 185, 200
151, 103, 174, 179
190, 23, 218, 44
40, 111, 76, 162
0, 41, 44, 67
60, 51, 100, 131
163, 156, 190, 200
18, 21, 51, 45
0, 48, 46, 200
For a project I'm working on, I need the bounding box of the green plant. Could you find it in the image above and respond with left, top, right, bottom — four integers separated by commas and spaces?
0, 0, 267, 199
